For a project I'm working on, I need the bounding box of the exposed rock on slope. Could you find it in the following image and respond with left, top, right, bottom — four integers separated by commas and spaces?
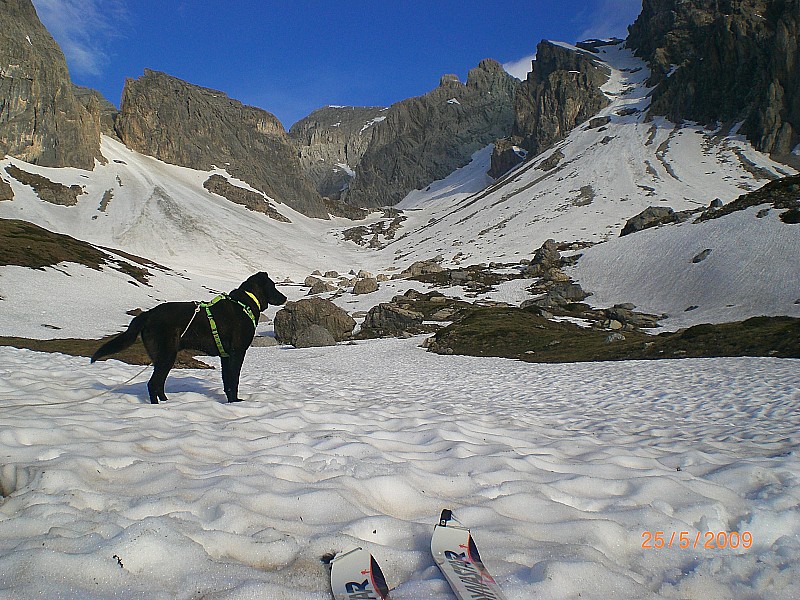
289, 106, 387, 200
203, 174, 291, 222
5, 164, 84, 205
116, 70, 330, 218
628, 0, 800, 164
342, 59, 518, 208
505, 40, 612, 161
0, 0, 102, 169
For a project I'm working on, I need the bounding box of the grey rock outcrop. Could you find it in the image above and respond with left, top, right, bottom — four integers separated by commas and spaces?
342, 59, 518, 207
603, 305, 662, 329
116, 70, 330, 218
0, 176, 13, 201
628, 0, 800, 163
5, 164, 83, 205
524, 239, 563, 277
73, 85, 118, 138
620, 205, 700, 236
488, 138, 527, 178
698, 174, 800, 221
399, 259, 446, 279
274, 297, 355, 346
289, 106, 387, 199
0, 0, 102, 169
498, 40, 611, 169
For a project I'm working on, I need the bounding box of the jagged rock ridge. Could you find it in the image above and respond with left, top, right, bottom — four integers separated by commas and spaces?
289, 106, 387, 200
490, 40, 612, 177
628, 0, 800, 165
0, 0, 102, 169
340, 59, 518, 208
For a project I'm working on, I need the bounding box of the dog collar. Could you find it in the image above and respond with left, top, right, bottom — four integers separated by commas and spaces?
245, 291, 261, 311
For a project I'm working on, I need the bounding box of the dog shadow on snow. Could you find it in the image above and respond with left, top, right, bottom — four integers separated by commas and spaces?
91, 373, 229, 405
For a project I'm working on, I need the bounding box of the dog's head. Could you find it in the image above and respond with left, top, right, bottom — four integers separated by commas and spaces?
244, 272, 287, 308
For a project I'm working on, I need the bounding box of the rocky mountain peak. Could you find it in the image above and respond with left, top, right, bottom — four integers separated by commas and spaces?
289, 105, 387, 200
0, 0, 103, 169
490, 39, 611, 177
116, 69, 330, 218
340, 61, 518, 208
467, 58, 515, 91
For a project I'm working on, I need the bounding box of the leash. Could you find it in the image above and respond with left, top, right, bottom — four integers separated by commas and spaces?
1, 363, 151, 409
180, 303, 201, 339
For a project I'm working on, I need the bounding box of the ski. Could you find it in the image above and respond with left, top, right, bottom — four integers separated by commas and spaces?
330, 547, 390, 600
431, 509, 507, 600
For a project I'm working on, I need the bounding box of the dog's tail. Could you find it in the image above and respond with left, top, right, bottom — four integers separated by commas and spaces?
91, 313, 147, 363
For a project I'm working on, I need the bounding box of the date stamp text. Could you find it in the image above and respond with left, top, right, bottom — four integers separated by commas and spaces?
641, 531, 753, 550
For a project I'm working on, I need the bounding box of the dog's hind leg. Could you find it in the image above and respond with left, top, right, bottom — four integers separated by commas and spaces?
147, 353, 177, 404
221, 353, 246, 403
141, 329, 179, 405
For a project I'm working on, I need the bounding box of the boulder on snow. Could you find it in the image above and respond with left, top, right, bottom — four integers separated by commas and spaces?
620, 206, 676, 236
293, 324, 337, 348
399, 259, 445, 278
308, 280, 337, 295
274, 297, 355, 346
524, 239, 563, 278
353, 277, 379, 295
359, 303, 424, 338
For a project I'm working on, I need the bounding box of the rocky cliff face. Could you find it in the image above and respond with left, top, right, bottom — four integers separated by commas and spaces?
289, 106, 386, 199
341, 59, 518, 208
73, 85, 118, 138
499, 40, 611, 170
628, 0, 800, 164
116, 70, 330, 218
0, 0, 102, 169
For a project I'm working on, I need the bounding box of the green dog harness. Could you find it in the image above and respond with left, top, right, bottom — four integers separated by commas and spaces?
199, 292, 260, 358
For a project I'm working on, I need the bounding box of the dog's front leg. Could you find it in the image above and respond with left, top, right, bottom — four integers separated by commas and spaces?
221, 353, 245, 403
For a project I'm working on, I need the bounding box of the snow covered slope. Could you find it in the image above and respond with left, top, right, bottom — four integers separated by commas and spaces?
0, 341, 798, 599
571, 205, 800, 329
387, 43, 793, 266
0, 137, 377, 282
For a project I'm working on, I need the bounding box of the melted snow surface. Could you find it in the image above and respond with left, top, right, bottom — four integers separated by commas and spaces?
0, 342, 798, 599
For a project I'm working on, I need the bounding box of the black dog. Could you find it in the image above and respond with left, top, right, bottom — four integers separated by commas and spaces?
92, 272, 287, 404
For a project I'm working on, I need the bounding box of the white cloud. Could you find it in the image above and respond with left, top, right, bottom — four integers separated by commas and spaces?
31, 0, 127, 77
578, 0, 642, 41
503, 54, 536, 81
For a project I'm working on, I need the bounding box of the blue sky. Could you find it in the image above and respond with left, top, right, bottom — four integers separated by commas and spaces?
32, 0, 643, 128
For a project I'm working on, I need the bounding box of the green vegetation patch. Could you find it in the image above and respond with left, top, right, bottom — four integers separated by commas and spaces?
428, 307, 800, 362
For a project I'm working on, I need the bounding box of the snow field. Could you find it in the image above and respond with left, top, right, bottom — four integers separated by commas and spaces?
572, 205, 800, 329
0, 340, 798, 599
